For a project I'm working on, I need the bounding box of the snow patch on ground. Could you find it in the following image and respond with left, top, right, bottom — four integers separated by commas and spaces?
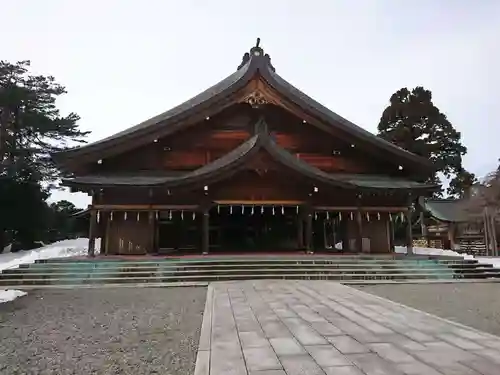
336, 242, 500, 268
0, 289, 27, 303
395, 246, 500, 269
0, 238, 100, 272
0, 238, 100, 304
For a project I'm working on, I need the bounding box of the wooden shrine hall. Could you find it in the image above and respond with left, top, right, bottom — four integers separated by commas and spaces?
53, 40, 438, 256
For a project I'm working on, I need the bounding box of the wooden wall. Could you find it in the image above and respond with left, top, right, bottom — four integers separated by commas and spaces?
345, 214, 391, 253
85, 102, 407, 180
106, 213, 154, 255
91, 104, 254, 173
263, 105, 396, 175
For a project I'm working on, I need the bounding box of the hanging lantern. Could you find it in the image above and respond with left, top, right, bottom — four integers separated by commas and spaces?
366, 212, 370, 222
181, 210, 184, 220
124, 212, 128, 221
97, 211, 100, 223
261, 206, 264, 214
192, 212, 196, 220
110, 211, 114, 221
217, 205, 220, 214
251, 206, 254, 215
242, 205, 244, 214
350, 212, 354, 221
377, 212, 381, 220
230, 205, 233, 215
136, 212, 140, 221
281, 205, 284, 214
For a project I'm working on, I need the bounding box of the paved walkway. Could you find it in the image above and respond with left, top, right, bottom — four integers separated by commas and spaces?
195, 281, 500, 375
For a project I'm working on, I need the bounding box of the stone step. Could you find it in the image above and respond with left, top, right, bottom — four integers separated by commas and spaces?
31, 257, 478, 266
0, 267, 456, 280
11, 262, 451, 273
23, 260, 476, 271
0, 272, 459, 286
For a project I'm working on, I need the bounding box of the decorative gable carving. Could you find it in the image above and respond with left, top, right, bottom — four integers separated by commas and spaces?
241, 90, 272, 108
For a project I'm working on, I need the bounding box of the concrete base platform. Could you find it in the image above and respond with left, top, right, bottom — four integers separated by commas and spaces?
196, 280, 500, 375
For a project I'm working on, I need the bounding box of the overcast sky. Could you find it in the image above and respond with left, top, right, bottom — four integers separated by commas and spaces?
2, 0, 499, 208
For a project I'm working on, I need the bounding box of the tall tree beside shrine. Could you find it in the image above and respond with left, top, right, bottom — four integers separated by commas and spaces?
0, 60, 88, 182
377, 86, 473, 197
0, 60, 88, 250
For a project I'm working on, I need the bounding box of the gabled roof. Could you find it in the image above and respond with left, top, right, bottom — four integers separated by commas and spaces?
53, 40, 434, 172
419, 198, 472, 223
63, 118, 438, 193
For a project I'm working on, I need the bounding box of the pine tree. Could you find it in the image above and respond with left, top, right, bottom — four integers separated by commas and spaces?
0, 60, 88, 250
377, 86, 471, 196
0, 60, 89, 181
448, 168, 477, 198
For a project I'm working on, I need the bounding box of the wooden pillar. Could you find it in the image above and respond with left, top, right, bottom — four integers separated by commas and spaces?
101, 212, 111, 256
389, 215, 395, 252
448, 222, 456, 250
202, 209, 209, 255
405, 210, 413, 255
305, 211, 313, 253
356, 210, 363, 253
148, 211, 155, 254
88, 209, 97, 257
340, 216, 348, 252
297, 217, 304, 249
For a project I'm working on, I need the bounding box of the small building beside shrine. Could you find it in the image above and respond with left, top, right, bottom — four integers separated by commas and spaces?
418, 197, 497, 256
53, 41, 438, 256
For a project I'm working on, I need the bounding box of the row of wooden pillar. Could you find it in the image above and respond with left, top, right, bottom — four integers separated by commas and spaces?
87, 206, 414, 256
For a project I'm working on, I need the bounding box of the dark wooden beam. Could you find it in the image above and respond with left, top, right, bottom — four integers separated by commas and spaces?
356, 210, 363, 253
305, 210, 313, 253
88, 209, 97, 257
405, 210, 413, 255
201, 208, 210, 255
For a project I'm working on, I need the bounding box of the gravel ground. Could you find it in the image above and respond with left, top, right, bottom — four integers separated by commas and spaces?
355, 283, 500, 336
0, 287, 207, 375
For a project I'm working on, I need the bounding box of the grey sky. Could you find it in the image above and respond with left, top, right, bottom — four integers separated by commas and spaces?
2, 0, 499, 208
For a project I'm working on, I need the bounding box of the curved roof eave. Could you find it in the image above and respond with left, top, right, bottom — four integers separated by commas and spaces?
63, 117, 435, 192
259, 64, 435, 171
53, 54, 262, 164
62, 133, 261, 189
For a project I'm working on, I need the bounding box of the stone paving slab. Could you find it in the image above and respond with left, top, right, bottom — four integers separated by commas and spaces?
195, 281, 500, 375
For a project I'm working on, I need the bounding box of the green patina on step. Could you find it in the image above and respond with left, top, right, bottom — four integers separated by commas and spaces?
1, 255, 497, 287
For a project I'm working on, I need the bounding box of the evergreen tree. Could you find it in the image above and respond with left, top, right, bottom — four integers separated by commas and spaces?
0, 60, 88, 250
377, 86, 471, 196
46, 200, 83, 242
0, 60, 88, 181
448, 168, 477, 198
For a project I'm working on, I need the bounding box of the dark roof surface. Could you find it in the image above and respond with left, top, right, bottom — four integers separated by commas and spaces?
64, 118, 437, 192
54, 42, 433, 172
420, 199, 472, 222
64, 134, 260, 188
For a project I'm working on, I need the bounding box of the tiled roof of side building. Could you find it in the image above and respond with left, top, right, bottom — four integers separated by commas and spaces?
420, 199, 472, 222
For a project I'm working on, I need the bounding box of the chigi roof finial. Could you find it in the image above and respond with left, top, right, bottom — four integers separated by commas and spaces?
237, 37, 275, 72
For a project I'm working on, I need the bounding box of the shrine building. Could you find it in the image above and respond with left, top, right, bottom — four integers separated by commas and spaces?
53, 40, 438, 256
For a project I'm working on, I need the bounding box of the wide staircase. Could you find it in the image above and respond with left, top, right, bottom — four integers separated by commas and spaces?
1, 255, 500, 288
